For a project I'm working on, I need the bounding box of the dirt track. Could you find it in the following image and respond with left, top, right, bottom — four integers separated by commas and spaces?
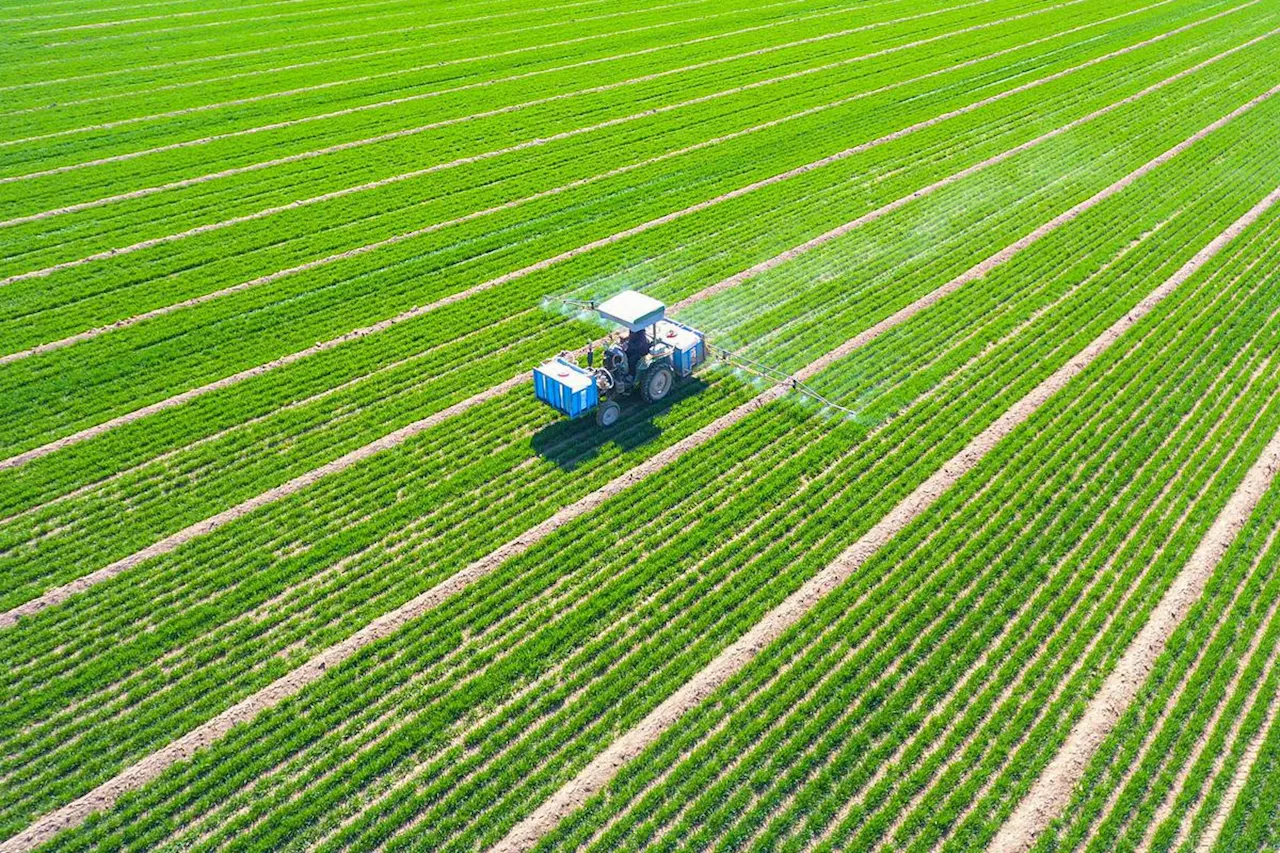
492, 179, 1280, 853
989, 182, 1280, 853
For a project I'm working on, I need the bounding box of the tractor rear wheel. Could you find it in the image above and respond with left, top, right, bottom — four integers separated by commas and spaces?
596, 400, 621, 427
642, 364, 674, 403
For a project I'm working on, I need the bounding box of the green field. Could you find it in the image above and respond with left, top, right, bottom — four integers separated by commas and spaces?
4, 0, 1280, 849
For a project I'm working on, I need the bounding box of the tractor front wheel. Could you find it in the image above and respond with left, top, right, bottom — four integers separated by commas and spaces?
641, 365, 674, 403
596, 400, 621, 427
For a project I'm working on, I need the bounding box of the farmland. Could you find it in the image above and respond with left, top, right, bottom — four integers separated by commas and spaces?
4, 0, 1280, 849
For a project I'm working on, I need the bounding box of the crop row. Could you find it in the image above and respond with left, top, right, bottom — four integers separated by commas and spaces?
530, 157, 1280, 853
0, 0, 1257, 490
0, 0, 992, 196
1211, 653, 1280, 851
1, 25, 1273, 635
1026, 453, 1280, 852
0, 0, 853, 121
8, 79, 1277, 844
32, 139, 1280, 850
3, 0, 917, 148
0, 0, 935, 163
0, 0, 1145, 322
0, 0, 710, 90
0, 0, 460, 34
0, 0, 1167, 431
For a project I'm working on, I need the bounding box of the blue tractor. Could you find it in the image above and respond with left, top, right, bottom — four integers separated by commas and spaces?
533, 291, 706, 427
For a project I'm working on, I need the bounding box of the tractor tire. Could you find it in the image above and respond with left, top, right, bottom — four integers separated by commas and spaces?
641, 364, 674, 403
596, 400, 621, 427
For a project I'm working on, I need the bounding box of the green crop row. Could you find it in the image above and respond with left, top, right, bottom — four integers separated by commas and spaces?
1, 22, 1272, 646
0, 0, 925, 167
534, 148, 1280, 853
0, 0, 1142, 322
1, 0, 1163, 440
15, 72, 1279, 847
1028, 462, 1280, 853
0, 0, 713, 88
0, 0, 1256, 508
0, 0, 839, 116
0, 0, 891, 145
1210, 668, 1280, 851
0, 0, 970, 192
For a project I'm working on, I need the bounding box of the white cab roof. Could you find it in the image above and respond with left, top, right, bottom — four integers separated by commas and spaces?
596, 290, 665, 331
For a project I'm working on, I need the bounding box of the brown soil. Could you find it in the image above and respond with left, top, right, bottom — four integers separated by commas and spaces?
988, 181, 1280, 853
492, 173, 1280, 853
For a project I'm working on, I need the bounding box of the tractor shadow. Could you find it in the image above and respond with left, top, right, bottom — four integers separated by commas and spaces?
530, 376, 711, 471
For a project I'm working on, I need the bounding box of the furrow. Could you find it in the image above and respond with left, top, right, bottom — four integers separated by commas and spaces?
493, 179, 1280, 852
988, 187, 1280, 850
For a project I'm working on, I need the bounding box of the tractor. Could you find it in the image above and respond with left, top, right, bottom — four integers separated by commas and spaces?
532, 290, 706, 427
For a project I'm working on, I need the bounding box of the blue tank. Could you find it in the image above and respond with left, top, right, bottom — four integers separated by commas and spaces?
533, 357, 600, 418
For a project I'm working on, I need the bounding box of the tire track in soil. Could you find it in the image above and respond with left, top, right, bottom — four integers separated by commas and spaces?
491, 177, 1280, 853
4, 15, 1260, 476
988, 184, 1280, 853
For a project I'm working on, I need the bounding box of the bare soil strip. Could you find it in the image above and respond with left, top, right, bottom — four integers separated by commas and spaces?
0, 372, 529, 629
884, 337, 1277, 853
491, 177, 1280, 853
1143, 528, 1280, 850
987, 192, 1280, 853
1196, 662, 1280, 849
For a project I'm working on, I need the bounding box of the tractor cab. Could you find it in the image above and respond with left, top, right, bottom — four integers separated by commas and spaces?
533, 290, 706, 427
